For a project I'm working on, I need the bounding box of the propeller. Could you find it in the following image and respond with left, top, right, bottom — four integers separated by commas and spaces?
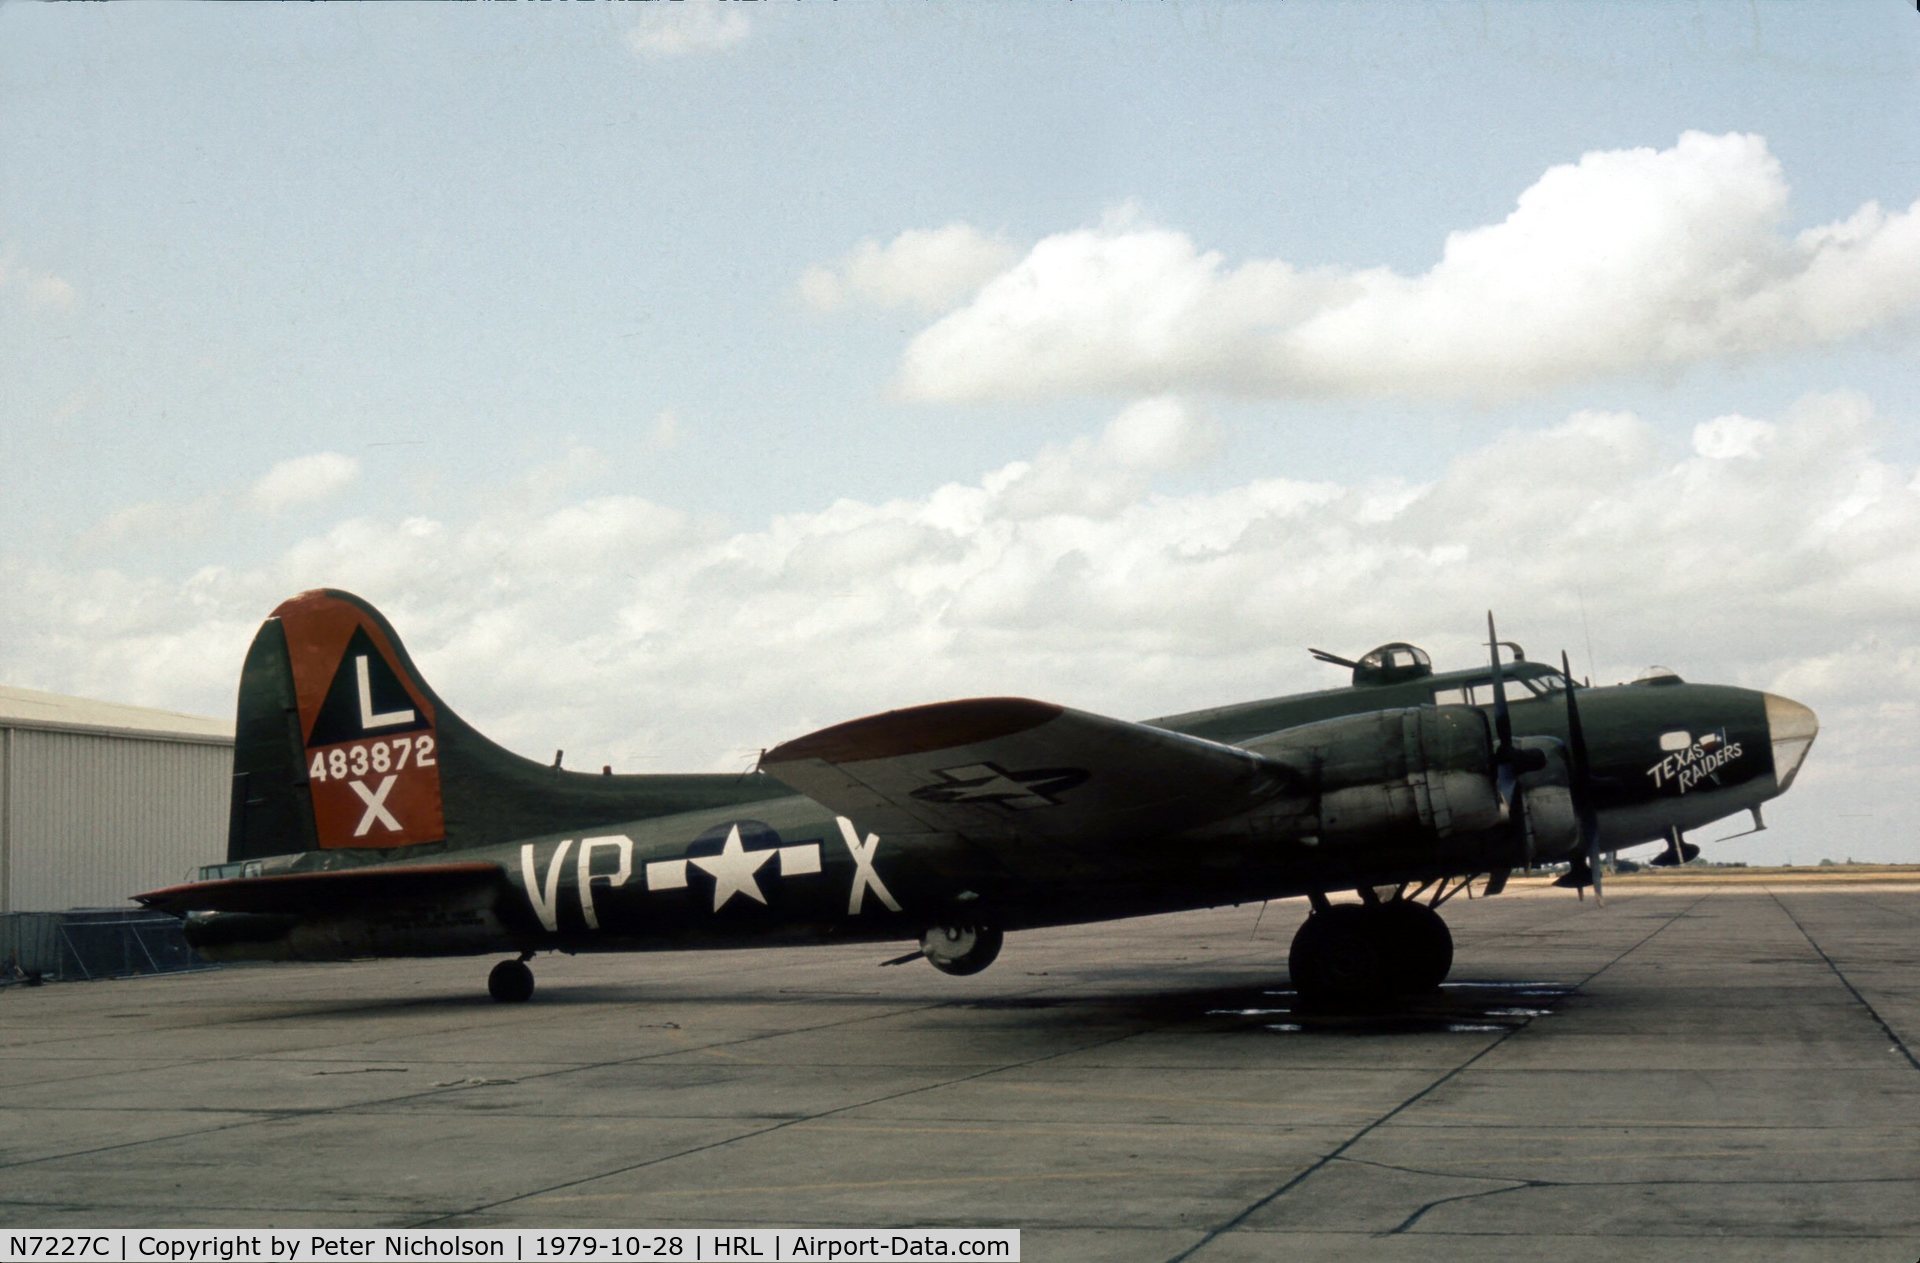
1487, 616, 1601, 900
1558, 648, 1604, 905
1485, 612, 1527, 861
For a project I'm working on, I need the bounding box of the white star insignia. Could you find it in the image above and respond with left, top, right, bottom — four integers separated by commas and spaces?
689, 824, 773, 911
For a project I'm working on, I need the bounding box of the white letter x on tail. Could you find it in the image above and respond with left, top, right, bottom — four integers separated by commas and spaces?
350, 775, 401, 836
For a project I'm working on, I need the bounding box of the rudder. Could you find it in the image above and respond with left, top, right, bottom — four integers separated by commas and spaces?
229, 590, 449, 860
227, 589, 793, 863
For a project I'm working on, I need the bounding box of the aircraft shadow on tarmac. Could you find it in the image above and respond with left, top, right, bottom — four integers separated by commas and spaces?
938, 977, 1578, 1036
1193, 978, 1576, 1036
216, 970, 1577, 1035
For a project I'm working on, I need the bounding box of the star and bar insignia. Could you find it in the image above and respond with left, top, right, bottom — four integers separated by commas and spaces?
909, 762, 1089, 811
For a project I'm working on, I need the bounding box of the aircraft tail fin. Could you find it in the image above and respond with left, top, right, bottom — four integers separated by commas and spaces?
226, 589, 788, 862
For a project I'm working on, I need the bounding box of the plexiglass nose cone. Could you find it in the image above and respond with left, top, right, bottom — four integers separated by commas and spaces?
1763, 693, 1818, 792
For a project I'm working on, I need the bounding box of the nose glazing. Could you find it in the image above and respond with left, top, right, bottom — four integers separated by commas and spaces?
1762, 693, 1818, 793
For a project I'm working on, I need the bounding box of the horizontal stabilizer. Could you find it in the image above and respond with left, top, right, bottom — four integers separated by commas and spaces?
761, 697, 1292, 850
134, 861, 508, 917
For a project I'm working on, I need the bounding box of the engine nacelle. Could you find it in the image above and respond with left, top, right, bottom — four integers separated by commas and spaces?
1248, 706, 1503, 844
1514, 735, 1582, 863
1244, 706, 1584, 874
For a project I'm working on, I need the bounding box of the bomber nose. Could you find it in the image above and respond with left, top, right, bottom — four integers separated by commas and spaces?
1763, 693, 1818, 793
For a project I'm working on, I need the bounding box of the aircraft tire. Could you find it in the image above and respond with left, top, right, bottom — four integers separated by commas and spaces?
1375, 900, 1452, 993
923, 924, 1003, 976
1289, 905, 1391, 1006
488, 959, 535, 1003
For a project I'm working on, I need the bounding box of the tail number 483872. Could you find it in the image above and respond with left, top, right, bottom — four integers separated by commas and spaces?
309, 734, 437, 783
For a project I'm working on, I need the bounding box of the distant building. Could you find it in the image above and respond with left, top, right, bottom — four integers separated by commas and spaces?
0, 684, 231, 915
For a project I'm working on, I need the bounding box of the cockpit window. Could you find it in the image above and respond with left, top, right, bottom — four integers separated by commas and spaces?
1433, 677, 1543, 707
1478, 678, 1538, 704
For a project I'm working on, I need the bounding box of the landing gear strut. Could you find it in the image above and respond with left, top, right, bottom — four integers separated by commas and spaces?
488, 954, 535, 1003
1288, 897, 1453, 1006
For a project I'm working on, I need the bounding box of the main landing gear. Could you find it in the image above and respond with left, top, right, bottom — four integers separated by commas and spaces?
488, 953, 536, 1003
1287, 889, 1455, 1007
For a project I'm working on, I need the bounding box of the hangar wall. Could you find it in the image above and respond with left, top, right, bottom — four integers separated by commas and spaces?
0, 685, 232, 915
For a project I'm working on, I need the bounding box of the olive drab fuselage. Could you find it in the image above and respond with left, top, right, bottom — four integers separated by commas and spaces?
152, 596, 1814, 968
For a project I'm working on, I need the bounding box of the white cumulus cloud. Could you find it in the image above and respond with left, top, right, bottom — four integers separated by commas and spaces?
799, 224, 1020, 314
1692, 414, 1775, 461
6, 392, 1917, 862
897, 133, 1920, 403
0, 251, 78, 311
246, 452, 361, 513
626, 3, 750, 59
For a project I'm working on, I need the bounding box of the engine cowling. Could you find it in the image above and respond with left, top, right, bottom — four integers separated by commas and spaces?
1246, 706, 1579, 868
1250, 706, 1498, 840
1512, 735, 1582, 864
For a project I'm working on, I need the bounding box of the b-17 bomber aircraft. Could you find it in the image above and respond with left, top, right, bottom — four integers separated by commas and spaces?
137, 590, 1819, 1004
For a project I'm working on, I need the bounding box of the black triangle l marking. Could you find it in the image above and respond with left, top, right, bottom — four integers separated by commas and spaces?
307, 626, 430, 747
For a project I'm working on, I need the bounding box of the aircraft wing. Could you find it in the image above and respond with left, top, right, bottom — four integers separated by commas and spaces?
760, 697, 1293, 850
134, 860, 509, 917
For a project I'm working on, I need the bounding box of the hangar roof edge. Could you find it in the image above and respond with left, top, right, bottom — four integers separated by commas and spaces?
0, 684, 233, 744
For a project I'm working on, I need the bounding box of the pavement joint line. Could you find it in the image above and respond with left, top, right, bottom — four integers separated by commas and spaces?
1821, 889, 1920, 925
0, 1114, 294, 1179
1858, 895, 1920, 923
1365, 1118, 1914, 1127
404, 947, 1276, 1228
1381, 1166, 1920, 1235
1766, 888, 1920, 1073
401, 1040, 1144, 1227
0, 995, 969, 1175
0, 1197, 448, 1220
1161, 890, 1714, 1263
0, 940, 1334, 1160
1389, 1177, 1537, 1235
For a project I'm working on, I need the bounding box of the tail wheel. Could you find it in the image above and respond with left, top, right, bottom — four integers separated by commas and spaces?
488, 959, 535, 1003
922, 924, 1003, 976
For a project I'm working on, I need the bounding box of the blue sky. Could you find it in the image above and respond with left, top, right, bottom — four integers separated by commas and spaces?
4, 2, 1918, 865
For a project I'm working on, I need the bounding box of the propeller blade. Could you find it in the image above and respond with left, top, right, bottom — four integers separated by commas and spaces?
1485, 612, 1527, 860
1487, 612, 1514, 760
1560, 649, 1604, 906
1560, 651, 1599, 839
1558, 651, 1586, 760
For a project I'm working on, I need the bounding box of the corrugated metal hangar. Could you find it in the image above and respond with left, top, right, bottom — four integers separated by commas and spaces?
1, 684, 231, 915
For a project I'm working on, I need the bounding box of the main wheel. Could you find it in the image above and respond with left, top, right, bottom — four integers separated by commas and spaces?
1375, 900, 1453, 993
1289, 904, 1391, 1006
488, 959, 535, 1003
